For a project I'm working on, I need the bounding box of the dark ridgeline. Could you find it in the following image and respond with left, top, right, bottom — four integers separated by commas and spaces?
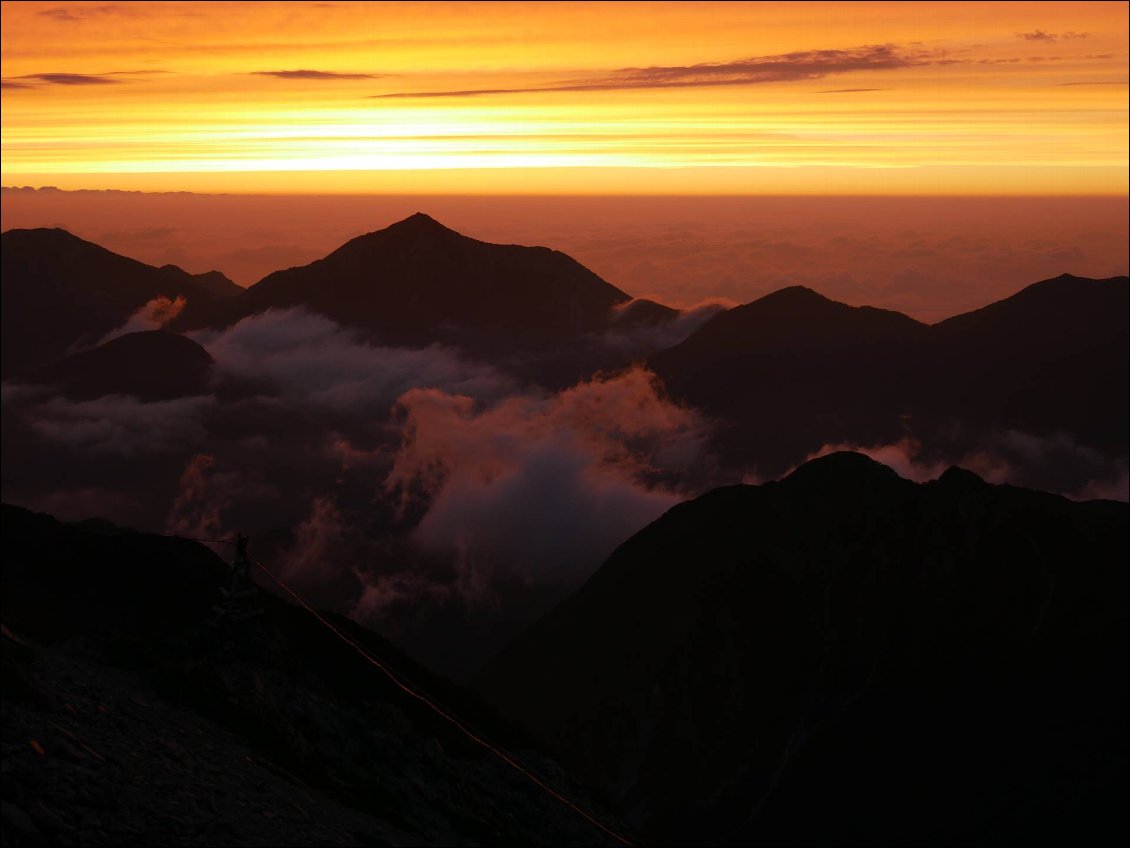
0, 504, 621, 846
156, 264, 244, 300
33, 331, 214, 402
648, 286, 927, 476
925, 273, 1130, 455
170, 212, 635, 385
607, 297, 680, 328
0, 228, 239, 378
476, 452, 1129, 846
649, 274, 1130, 485
4, 220, 1126, 475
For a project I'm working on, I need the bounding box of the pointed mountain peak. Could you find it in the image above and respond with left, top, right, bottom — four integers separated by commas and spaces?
725, 286, 837, 319
384, 212, 459, 236
336, 213, 467, 251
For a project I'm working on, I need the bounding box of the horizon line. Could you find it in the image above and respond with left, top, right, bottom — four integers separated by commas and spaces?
3, 185, 1128, 200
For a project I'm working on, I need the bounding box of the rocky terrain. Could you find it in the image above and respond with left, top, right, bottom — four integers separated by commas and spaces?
1, 504, 625, 847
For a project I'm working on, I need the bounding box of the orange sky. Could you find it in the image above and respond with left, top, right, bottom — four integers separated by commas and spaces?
1, 1, 1127, 194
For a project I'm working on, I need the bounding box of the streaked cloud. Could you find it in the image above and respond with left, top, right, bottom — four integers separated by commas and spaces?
374, 44, 942, 99
15, 72, 120, 86
1018, 30, 1089, 41
252, 69, 383, 81
4, 69, 166, 89
36, 4, 124, 22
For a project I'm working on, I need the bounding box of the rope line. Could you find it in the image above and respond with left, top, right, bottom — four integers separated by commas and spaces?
171, 535, 238, 546
247, 553, 635, 847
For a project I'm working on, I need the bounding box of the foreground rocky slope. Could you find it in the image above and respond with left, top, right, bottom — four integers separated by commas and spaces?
1, 505, 623, 847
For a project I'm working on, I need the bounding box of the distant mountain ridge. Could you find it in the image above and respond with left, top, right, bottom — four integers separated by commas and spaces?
649, 273, 1129, 480
174, 213, 632, 355
158, 263, 244, 299
3, 221, 1125, 479
0, 227, 237, 377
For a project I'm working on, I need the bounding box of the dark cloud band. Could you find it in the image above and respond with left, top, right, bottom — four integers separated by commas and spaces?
16, 73, 120, 86
253, 69, 381, 81
373, 44, 940, 99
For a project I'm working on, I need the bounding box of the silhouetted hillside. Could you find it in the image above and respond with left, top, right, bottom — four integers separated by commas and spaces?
33, 331, 214, 401
477, 453, 1129, 845
0, 228, 233, 378
608, 298, 681, 328
159, 264, 243, 299
0, 504, 623, 846
649, 276, 1129, 481
924, 273, 1130, 453
649, 287, 927, 475
176, 213, 631, 356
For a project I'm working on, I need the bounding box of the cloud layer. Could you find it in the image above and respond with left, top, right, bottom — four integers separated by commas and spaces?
376, 44, 938, 98
190, 307, 517, 412
252, 69, 381, 80
98, 295, 186, 345
384, 367, 712, 585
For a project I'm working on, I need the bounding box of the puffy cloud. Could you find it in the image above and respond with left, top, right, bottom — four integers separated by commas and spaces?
26, 394, 214, 457
278, 496, 346, 578
385, 367, 714, 589
165, 453, 229, 539
1074, 461, 1129, 502
602, 299, 732, 357
807, 437, 948, 483
97, 295, 186, 345
191, 307, 516, 412
0, 381, 51, 405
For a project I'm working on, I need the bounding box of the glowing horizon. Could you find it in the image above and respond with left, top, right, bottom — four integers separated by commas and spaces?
1, 1, 1127, 195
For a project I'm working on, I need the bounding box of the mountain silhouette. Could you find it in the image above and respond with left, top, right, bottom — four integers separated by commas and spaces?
175, 213, 632, 359
649, 286, 928, 475
33, 331, 214, 401
158, 263, 242, 299
924, 273, 1129, 453
0, 228, 236, 378
1, 503, 623, 846
477, 452, 1128, 845
649, 275, 1129, 480
608, 297, 681, 328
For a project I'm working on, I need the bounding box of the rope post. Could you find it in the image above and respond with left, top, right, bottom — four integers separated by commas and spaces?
210, 533, 263, 628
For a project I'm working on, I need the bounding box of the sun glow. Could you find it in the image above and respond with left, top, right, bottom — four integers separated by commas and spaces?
1, 1, 1127, 194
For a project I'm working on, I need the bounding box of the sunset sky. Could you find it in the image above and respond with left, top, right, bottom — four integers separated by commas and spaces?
1, 0, 1127, 194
